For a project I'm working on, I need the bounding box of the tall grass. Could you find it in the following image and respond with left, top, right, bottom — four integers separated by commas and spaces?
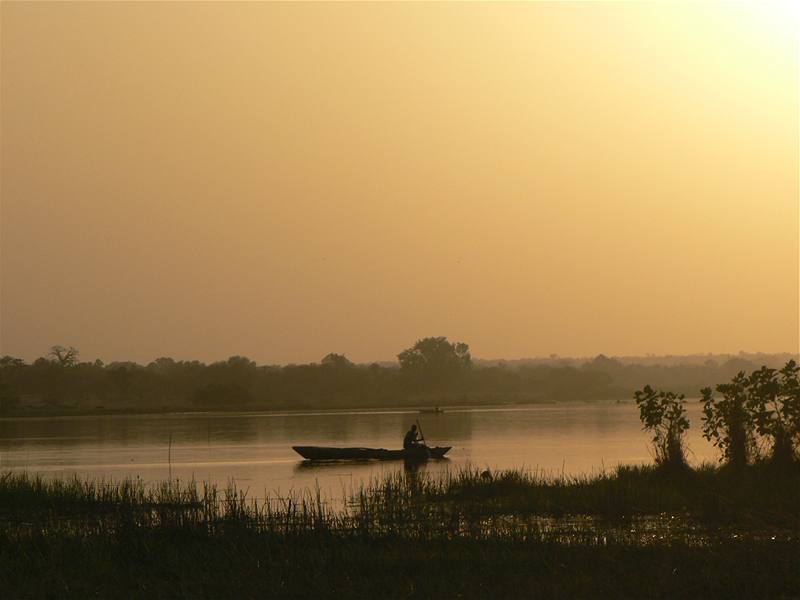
1, 462, 797, 543
0, 466, 797, 598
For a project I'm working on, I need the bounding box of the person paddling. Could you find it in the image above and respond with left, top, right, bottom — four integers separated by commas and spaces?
403, 424, 422, 450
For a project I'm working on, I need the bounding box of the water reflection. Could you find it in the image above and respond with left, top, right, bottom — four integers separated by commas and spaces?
0, 403, 718, 498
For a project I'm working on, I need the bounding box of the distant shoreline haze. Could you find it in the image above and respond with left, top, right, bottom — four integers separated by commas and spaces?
2, 346, 798, 370
0, 339, 796, 417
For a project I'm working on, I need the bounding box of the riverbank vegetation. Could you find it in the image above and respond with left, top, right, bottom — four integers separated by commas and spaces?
635, 360, 799, 469
0, 463, 797, 598
0, 340, 795, 416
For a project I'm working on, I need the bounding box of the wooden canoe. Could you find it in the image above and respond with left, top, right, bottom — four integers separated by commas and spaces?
292, 445, 451, 461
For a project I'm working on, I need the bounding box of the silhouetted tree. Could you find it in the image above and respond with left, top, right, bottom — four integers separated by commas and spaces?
48, 345, 79, 367
0, 356, 25, 368
634, 385, 690, 470
588, 354, 623, 371
225, 356, 256, 369
148, 357, 177, 373
701, 372, 753, 467
398, 337, 471, 390
747, 361, 800, 465
321, 353, 354, 368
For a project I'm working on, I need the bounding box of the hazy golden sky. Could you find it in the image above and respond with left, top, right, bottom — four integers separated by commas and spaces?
1, 2, 798, 364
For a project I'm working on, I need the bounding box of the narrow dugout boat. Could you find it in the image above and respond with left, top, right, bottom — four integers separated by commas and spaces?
292, 445, 451, 461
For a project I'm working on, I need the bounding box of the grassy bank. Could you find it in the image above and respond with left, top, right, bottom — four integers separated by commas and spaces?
423, 463, 800, 524
0, 465, 797, 598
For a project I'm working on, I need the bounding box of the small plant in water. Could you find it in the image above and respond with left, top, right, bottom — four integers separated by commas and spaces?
634, 385, 690, 470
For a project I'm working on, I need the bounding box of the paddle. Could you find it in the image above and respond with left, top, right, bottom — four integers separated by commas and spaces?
415, 419, 427, 447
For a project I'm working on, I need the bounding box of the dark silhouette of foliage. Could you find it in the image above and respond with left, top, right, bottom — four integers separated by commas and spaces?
398, 337, 471, 390
48, 345, 79, 367
321, 353, 354, 368
191, 382, 252, 407
0, 356, 25, 368
633, 385, 690, 469
701, 361, 800, 467
746, 361, 800, 465
587, 354, 623, 372
0, 345, 796, 416
108, 365, 134, 394
701, 373, 754, 467
0, 373, 18, 413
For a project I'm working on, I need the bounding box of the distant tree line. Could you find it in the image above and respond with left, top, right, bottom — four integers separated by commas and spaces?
0, 340, 795, 416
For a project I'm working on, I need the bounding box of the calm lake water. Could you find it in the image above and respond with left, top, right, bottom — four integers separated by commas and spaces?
0, 402, 718, 501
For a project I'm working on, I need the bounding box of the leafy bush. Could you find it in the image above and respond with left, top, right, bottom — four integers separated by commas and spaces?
701, 361, 800, 467
746, 361, 800, 465
633, 385, 690, 469
700, 372, 753, 467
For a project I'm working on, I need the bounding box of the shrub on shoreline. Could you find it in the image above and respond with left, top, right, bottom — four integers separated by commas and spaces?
700, 360, 800, 467
633, 386, 690, 471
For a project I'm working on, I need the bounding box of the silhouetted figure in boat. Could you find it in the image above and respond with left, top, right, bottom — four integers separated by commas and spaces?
403, 424, 422, 450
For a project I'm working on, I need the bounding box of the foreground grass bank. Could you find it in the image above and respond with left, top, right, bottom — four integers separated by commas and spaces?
0, 464, 797, 598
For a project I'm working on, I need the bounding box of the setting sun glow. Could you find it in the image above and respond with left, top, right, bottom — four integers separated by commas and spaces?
2, 1, 797, 363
